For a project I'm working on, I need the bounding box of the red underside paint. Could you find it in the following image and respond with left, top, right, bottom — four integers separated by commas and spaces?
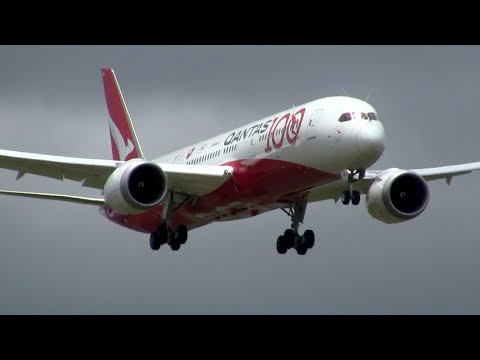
102, 158, 340, 234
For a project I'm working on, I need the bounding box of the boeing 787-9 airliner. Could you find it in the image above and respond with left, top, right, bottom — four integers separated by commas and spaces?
1, 68, 479, 255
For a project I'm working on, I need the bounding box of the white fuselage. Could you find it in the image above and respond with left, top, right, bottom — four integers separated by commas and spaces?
156, 96, 386, 176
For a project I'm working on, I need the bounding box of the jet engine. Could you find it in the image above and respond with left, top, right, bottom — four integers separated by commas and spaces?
366, 169, 429, 224
103, 160, 168, 214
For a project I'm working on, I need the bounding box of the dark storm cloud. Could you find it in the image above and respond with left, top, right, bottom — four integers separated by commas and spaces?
0, 45, 479, 314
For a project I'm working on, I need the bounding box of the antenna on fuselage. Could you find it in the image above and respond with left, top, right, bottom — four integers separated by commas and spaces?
342, 88, 349, 96
365, 88, 373, 102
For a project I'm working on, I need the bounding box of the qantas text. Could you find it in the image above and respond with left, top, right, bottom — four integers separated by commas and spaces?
223, 108, 306, 153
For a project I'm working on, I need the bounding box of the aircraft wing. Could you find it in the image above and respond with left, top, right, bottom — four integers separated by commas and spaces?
158, 163, 233, 195
0, 190, 106, 206
0, 149, 119, 189
307, 161, 480, 204
410, 162, 480, 183
0, 149, 233, 203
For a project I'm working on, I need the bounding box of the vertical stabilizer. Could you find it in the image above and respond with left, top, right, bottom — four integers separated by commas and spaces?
102, 68, 145, 161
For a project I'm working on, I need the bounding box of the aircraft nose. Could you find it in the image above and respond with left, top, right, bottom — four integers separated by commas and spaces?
356, 123, 385, 161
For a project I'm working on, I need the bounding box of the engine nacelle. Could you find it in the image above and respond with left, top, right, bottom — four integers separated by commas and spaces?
103, 160, 168, 215
366, 168, 430, 224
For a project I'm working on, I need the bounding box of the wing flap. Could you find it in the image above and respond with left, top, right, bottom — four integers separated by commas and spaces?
0, 190, 105, 205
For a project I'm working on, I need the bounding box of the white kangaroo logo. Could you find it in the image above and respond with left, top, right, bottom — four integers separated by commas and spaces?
108, 117, 135, 161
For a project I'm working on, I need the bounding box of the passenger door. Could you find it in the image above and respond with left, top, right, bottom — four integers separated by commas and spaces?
307, 109, 322, 140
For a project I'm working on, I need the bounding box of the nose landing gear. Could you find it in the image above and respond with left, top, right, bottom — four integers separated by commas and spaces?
341, 189, 361, 206
340, 168, 365, 206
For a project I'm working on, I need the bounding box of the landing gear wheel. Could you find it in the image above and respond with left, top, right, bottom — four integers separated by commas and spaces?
170, 240, 181, 251
303, 230, 315, 249
176, 225, 188, 244
351, 191, 361, 206
276, 235, 288, 255
296, 245, 307, 255
284, 229, 296, 248
341, 190, 351, 205
149, 232, 161, 251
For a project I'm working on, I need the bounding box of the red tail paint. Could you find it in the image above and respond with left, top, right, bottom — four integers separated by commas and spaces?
102, 68, 143, 161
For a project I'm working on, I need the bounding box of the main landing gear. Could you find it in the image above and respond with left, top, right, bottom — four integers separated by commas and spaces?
149, 192, 190, 252
276, 200, 315, 256
340, 168, 365, 206
150, 223, 188, 251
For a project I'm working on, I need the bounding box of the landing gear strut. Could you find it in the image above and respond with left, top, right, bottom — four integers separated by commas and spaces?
149, 192, 190, 252
276, 200, 315, 255
341, 168, 365, 206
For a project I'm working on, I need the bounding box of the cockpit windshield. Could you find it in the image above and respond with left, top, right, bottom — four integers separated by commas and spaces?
338, 112, 380, 122
338, 112, 352, 122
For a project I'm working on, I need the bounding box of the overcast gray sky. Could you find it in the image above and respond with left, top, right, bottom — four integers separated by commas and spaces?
0, 45, 479, 314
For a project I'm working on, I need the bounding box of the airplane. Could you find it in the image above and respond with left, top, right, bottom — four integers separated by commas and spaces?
1, 68, 480, 255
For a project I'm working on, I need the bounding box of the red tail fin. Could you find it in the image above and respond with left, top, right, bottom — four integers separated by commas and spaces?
102, 68, 145, 161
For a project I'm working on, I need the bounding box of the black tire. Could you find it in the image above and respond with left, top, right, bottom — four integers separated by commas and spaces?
276, 235, 287, 254
284, 229, 296, 248
150, 232, 161, 251
296, 245, 307, 255
351, 191, 361, 206
303, 230, 315, 249
341, 190, 351, 205
170, 241, 181, 251
177, 225, 188, 244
